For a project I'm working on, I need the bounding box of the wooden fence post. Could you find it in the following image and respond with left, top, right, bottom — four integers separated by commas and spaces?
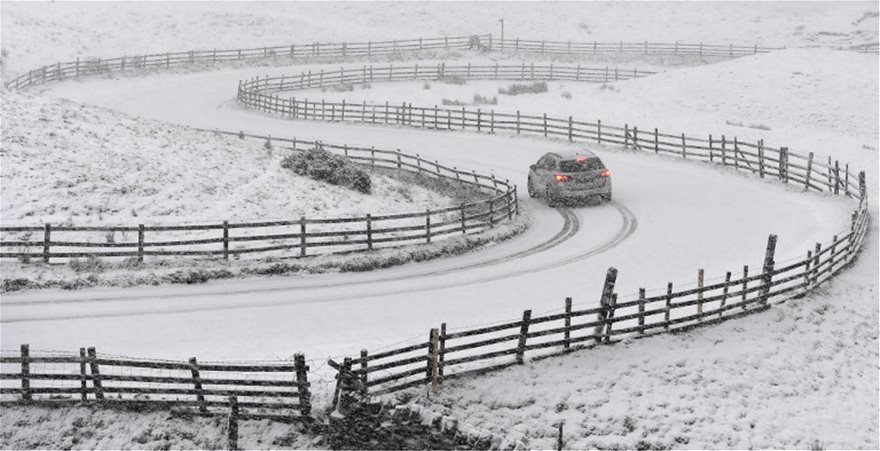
697, 269, 705, 321
760, 234, 777, 304
597, 120, 602, 144
137, 224, 145, 262
459, 203, 467, 234
189, 357, 207, 412
516, 310, 532, 364
681, 133, 687, 159
594, 267, 618, 343
365, 214, 373, 250
834, 160, 841, 195
708, 134, 714, 162
638, 288, 646, 334
804, 251, 813, 289
438, 322, 448, 385
719, 272, 732, 316
568, 116, 573, 142
43, 223, 51, 263
20, 344, 30, 401
812, 243, 821, 286
425, 329, 435, 381
227, 396, 239, 451
805, 152, 814, 190
664, 282, 673, 329
758, 140, 765, 178
430, 328, 440, 393
294, 353, 311, 418
543, 113, 548, 137
603, 293, 618, 343
780, 147, 789, 183
87, 347, 104, 401
79, 348, 88, 401
741, 265, 749, 309
563, 297, 572, 352
358, 349, 369, 394
654, 128, 659, 153
858, 171, 866, 201
300, 217, 307, 257
828, 235, 838, 276
425, 209, 432, 243
721, 135, 727, 166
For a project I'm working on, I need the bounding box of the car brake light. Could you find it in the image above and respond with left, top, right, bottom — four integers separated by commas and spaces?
600, 169, 611, 177
555, 174, 570, 182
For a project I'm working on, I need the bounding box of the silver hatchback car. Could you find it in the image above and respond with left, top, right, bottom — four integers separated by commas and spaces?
527, 150, 612, 205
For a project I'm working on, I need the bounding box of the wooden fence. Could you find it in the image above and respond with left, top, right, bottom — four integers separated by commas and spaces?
486, 37, 784, 57
332, 202, 869, 398
0, 134, 518, 262
0, 345, 312, 422
241, 63, 872, 399
3, 33, 785, 91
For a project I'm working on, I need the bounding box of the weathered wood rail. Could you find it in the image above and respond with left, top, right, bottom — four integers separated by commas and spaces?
0, 345, 312, 422
0, 133, 518, 262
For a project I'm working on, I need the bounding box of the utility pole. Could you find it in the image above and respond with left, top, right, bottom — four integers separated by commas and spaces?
499, 18, 504, 51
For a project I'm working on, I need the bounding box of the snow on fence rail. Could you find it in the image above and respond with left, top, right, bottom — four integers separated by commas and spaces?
0, 134, 518, 262
0, 345, 312, 422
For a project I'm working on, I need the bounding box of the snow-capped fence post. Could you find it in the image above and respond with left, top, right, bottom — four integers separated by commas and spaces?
719, 271, 732, 317
87, 347, 104, 401
697, 268, 705, 321
654, 128, 659, 153
358, 350, 368, 394
760, 234, 778, 305
721, 135, 727, 166
804, 251, 813, 289
79, 348, 88, 401
594, 267, 618, 343
758, 140, 765, 178
664, 282, 673, 329
741, 265, 749, 309
227, 396, 239, 450
681, 133, 687, 159
805, 152, 814, 190
781, 147, 790, 182
834, 160, 841, 195
460, 204, 467, 234
20, 344, 31, 401
828, 235, 838, 275
42, 223, 51, 263
294, 353, 311, 418
563, 297, 573, 352
438, 323, 447, 383
365, 214, 373, 250
603, 293, 618, 343
425, 209, 432, 243
137, 224, 145, 262
300, 217, 307, 257
515, 310, 532, 364
189, 357, 207, 412
637, 289, 646, 334
430, 328, 440, 393
708, 134, 714, 162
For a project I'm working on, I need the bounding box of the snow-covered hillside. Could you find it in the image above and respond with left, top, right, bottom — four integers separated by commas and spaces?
0, 91, 460, 226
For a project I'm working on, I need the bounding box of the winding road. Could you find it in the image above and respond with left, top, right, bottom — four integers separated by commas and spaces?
1, 53, 855, 370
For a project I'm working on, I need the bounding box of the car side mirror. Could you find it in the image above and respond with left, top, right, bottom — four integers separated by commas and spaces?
529, 164, 536, 170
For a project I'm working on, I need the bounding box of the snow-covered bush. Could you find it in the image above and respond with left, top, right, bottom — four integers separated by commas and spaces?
499, 81, 548, 95
281, 145, 371, 194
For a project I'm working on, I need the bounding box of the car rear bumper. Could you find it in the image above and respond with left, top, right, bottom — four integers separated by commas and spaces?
548, 184, 612, 199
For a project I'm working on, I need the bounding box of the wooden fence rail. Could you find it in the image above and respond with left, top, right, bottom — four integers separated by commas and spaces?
0, 133, 518, 262
0, 346, 312, 422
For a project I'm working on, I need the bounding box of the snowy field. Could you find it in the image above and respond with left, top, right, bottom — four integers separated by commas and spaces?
1, 1, 878, 449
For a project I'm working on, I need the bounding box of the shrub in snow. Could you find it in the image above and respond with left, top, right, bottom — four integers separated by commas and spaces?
423, 82, 431, 90
472, 94, 497, 105
499, 81, 548, 95
561, 91, 573, 100
443, 76, 467, 85
281, 145, 371, 194
69, 255, 106, 273
441, 98, 467, 106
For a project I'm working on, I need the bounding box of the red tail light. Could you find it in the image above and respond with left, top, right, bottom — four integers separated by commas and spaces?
600, 169, 611, 177
555, 174, 570, 182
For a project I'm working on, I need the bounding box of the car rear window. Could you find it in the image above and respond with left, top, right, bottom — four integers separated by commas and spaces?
559, 158, 603, 172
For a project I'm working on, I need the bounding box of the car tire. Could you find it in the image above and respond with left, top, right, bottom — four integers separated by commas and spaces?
527, 177, 537, 198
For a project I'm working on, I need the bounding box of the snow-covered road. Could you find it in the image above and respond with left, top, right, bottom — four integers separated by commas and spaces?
0, 62, 855, 374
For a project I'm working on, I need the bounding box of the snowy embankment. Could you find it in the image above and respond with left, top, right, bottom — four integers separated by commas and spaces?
0, 404, 318, 450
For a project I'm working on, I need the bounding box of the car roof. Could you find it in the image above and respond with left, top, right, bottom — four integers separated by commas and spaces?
547, 149, 600, 160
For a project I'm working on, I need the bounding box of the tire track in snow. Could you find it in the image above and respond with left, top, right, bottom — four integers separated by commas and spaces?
1, 202, 637, 322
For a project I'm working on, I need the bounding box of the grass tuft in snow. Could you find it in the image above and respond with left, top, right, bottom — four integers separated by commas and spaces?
499, 81, 548, 95
281, 145, 372, 194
